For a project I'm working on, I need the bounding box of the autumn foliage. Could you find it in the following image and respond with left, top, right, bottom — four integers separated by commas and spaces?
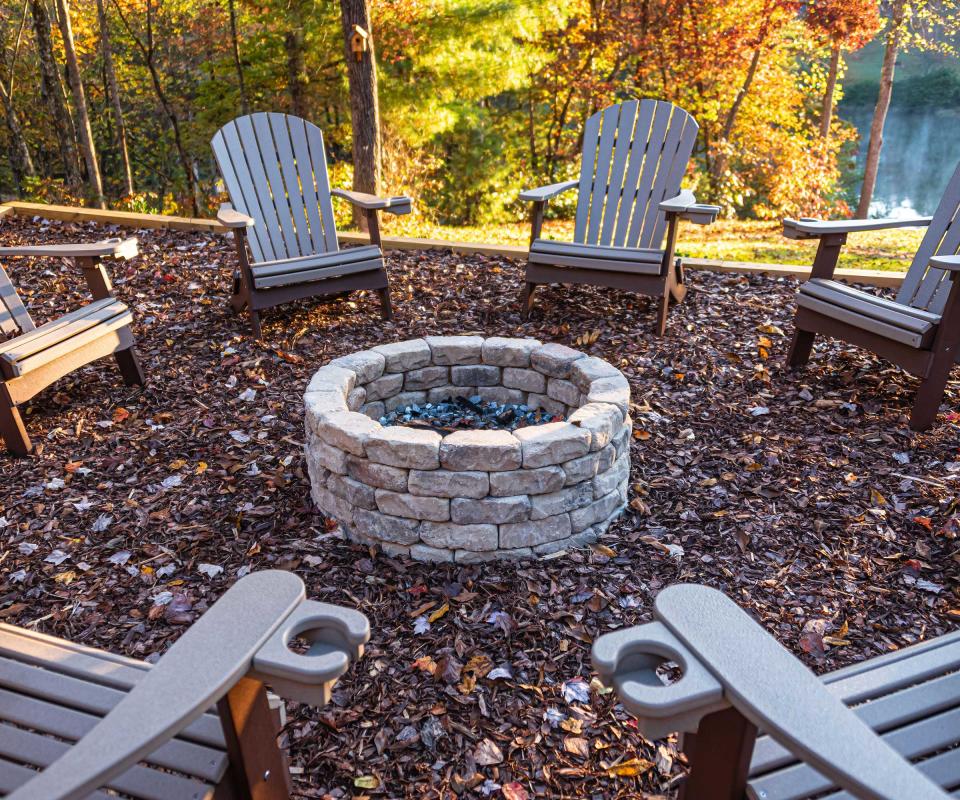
0, 0, 884, 223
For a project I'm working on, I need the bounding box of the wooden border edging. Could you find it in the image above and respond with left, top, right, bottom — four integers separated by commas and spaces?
1, 201, 907, 289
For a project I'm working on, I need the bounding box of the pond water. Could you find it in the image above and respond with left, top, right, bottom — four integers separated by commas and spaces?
842, 105, 960, 217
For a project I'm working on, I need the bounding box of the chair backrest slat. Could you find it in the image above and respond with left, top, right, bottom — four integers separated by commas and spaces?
573, 100, 697, 251
897, 162, 960, 315
598, 100, 639, 245
612, 101, 656, 248
585, 105, 621, 245
0, 265, 34, 336
212, 113, 339, 265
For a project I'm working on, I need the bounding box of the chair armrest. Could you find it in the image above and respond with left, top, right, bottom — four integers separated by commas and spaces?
930, 255, 960, 273
331, 188, 412, 215
601, 584, 947, 800
519, 179, 579, 203
10, 570, 370, 800
217, 205, 255, 229
783, 216, 932, 240
659, 190, 720, 225
0, 237, 139, 260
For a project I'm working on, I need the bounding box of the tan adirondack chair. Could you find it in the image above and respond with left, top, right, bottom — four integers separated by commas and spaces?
212, 112, 412, 337
519, 99, 720, 334
593, 584, 958, 800
1, 570, 369, 800
784, 161, 960, 430
0, 238, 145, 456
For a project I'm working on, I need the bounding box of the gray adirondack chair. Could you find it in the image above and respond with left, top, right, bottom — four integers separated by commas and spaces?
593, 583, 958, 800
1, 569, 369, 800
211, 112, 412, 337
784, 161, 960, 430
519, 99, 720, 334
0, 238, 145, 456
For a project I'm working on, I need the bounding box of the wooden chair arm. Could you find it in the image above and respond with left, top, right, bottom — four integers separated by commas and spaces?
331, 189, 412, 215
930, 255, 960, 274
216, 205, 255, 228
519, 179, 578, 203
783, 216, 932, 240
660, 190, 720, 225
0, 237, 139, 260
650, 585, 947, 800
9, 570, 369, 800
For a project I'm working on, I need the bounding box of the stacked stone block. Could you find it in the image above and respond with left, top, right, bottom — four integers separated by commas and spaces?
304, 336, 631, 562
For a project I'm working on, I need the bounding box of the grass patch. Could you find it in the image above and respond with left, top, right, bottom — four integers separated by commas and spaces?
379, 217, 923, 272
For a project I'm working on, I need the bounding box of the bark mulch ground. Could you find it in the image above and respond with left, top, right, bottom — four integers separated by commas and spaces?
0, 214, 957, 799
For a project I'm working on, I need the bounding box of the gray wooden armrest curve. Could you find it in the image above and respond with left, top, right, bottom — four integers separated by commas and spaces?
654, 584, 949, 800
0, 237, 139, 260
929, 254, 960, 273
659, 191, 720, 224
216, 205, 254, 228
251, 599, 370, 705
591, 621, 726, 738
331, 188, 413, 215
519, 179, 579, 203
9, 570, 306, 800
783, 216, 933, 240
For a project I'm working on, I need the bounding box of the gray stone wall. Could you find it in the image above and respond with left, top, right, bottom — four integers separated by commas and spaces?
304, 336, 630, 562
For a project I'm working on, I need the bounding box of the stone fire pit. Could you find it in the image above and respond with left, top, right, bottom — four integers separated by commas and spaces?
304, 336, 631, 562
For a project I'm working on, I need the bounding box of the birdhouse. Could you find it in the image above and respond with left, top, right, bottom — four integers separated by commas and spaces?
350, 25, 369, 61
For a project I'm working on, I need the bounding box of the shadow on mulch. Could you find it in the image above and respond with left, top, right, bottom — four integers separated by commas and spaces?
0, 215, 957, 798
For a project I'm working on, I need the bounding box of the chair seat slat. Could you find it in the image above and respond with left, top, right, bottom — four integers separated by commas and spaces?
253, 257, 384, 289
0, 756, 114, 800
813, 746, 960, 800
796, 294, 935, 349
748, 704, 960, 800
0, 297, 124, 362
0, 723, 216, 800
0, 686, 227, 782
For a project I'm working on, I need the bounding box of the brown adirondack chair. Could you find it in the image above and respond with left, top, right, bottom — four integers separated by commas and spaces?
212, 112, 412, 337
1, 569, 370, 799
0, 238, 145, 456
784, 161, 960, 430
519, 99, 720, 334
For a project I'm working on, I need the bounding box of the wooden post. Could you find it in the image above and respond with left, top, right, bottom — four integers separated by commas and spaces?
217, 678, 292, 800
339, 0, 382, 231
679, 707, 757, 800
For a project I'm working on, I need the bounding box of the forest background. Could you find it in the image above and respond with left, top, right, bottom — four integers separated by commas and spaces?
0, 0, 958, 267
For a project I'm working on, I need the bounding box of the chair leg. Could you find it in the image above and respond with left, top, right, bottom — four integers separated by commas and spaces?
248, 309, 263, 339
670, 259, 687, 303
679, 707, 757, 800
520, 282, 538, 319
655, 288, 671, 336
217, 677, 292, 800
0, 400, 31, 456
377, 286, 393, 320
910, 368, 952, 431
230, 271, 247, 313
786, 328, 816, 368
114, 346, 146, 386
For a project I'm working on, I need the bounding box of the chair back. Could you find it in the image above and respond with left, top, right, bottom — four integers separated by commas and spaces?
573, 99, 698, 250
211, 113, 339, 265
0, 265, 33, 337
897, 161, 960, 315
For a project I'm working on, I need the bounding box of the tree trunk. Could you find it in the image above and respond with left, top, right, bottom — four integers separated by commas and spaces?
339, 0, 382, 229
111, 0, 199, 215
820, 45, 841, 140
96, 0, 134, 196
285, 1, 307, 119
227, 0, 250, 115
709, 46, 762, 184
30, 0, 82, 190
55, 0, 105, 207
0, 80, 35, 191
856, 0, 906, 219
0, 7, 35, 192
